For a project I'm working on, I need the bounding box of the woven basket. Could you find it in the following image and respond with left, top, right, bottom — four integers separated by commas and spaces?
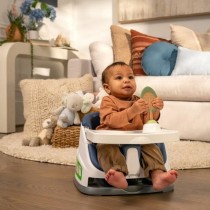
51, 126, 80, 148
51, 108, 99, 148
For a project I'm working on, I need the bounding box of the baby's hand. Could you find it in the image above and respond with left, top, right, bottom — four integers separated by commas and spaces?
132, 98, 149, 114
151, 97, 164, 110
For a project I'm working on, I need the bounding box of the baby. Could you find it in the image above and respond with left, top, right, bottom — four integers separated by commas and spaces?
96, 61, 178, 190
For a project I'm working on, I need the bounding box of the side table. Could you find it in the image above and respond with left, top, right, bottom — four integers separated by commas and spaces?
0, 42, 78, 133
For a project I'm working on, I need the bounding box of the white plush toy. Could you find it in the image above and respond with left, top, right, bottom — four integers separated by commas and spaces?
93, 87, 108, 109
22, 116, 57, 147
81, 92, 95, 113
57, 92, 83, 128
38, 117, 57, 145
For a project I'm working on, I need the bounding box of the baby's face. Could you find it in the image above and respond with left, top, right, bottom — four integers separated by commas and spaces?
103, 65, 136, 100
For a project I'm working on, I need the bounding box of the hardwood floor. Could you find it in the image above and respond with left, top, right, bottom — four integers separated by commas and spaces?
0, 151, 210, 210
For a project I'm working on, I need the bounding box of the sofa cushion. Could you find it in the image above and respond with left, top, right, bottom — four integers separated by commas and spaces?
170, 24, 210, 51
20, 74, 93, 138
130, 29, 169, 76
159, 101, 210, 142
110, 25, 131, 65
135, 75, 210, 102
172, 47, 210, 75
142, 42, 178, 76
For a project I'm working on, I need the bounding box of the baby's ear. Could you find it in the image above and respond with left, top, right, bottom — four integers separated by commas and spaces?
103, 83, 110, 94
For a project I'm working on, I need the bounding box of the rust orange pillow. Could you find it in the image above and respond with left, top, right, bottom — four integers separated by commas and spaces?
130, 29, 169, 76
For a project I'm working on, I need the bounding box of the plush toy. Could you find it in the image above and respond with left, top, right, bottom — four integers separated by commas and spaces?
54, 34, 70, 47
22, 116, 57, 147
57, 92, 83, 128
81, 92, 95, 114
93, 87, 108, 109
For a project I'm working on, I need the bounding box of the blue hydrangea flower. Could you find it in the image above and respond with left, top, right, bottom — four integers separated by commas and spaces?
29, 9, 44, 22
48, 6, 56, 21
20, 0, 56, 30
20, 0, 34, 16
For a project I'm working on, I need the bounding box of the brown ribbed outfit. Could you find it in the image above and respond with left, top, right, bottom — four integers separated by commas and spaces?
96, 95, 166, 177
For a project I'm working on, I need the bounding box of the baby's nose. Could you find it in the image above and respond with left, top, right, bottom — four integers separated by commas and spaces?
124, 77, 130, 82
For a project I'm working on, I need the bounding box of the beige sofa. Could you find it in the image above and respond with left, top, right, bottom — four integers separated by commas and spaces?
68, 25, 210, 142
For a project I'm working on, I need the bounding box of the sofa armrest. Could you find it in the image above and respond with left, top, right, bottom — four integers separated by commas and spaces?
67, 58, 96, 78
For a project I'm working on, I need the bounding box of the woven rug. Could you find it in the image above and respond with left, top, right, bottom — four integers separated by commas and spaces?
0, 132, 210, 170
0, 132, 76, 166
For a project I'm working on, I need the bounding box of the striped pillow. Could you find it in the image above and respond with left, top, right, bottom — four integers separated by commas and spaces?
130, 29, 169, 76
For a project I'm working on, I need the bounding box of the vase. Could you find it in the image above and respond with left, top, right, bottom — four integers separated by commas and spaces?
5, 24, 23, 42
28, 30, 39, 40
37, 23, 49, 40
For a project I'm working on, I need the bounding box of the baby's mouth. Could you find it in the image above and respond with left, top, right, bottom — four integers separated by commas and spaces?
123, 85, 132, 90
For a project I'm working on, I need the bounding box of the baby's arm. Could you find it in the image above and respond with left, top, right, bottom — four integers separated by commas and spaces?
99, 97, 149, 129
151, 97, 164, 121
127, 98, 149, 121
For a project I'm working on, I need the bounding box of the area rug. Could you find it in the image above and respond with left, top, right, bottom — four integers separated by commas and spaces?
0, 132, 77, 166
0, 132, 210, 170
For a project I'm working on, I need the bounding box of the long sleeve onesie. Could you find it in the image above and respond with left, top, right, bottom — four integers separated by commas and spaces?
96, 95, 166, 176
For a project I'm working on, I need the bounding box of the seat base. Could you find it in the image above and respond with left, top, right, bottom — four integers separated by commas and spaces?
74, 113, 176, 196
73, 177, 174, 195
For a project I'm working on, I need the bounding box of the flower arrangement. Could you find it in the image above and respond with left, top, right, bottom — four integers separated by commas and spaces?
20, 0, 56, 31
1, 0, 26, 44
0, 0, 56, 46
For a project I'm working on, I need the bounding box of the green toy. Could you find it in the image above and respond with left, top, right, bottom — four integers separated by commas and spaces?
141, 86, 158, 124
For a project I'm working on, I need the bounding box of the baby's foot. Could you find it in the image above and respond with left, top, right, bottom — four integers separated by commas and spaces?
151, 169, 178, 191
105, 169, 128, 189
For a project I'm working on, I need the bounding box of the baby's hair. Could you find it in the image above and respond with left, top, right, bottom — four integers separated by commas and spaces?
101, 61, 128, 84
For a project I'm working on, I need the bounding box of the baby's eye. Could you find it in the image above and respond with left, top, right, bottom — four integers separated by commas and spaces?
129, 75, 134, 80
115, 75, 122, 80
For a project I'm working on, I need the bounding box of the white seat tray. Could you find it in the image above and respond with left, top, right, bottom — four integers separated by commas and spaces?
85, 129, 180, 144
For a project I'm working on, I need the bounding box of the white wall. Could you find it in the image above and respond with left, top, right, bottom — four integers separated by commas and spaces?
2, 0, 210, 58
73, 0, 113, 58
112, 1, 210, 38
71, 0, 210, 58
117, 15, 210, 39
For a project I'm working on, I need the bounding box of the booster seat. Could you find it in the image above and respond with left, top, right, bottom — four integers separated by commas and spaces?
74, 112, 179, 195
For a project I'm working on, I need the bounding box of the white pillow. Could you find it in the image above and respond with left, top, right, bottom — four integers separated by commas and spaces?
172, 47, 210, 75
89, 41, 113, 77
89, 42, 114, 91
